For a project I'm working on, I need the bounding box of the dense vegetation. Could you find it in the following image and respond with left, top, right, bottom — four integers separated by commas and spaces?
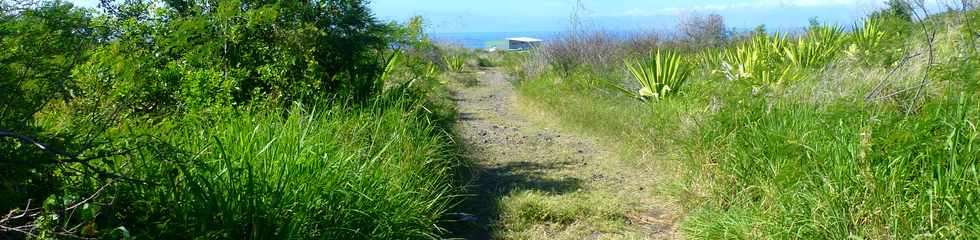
5, 0, 979, 239
506, 1, 979, 238
1, 0, 468, 239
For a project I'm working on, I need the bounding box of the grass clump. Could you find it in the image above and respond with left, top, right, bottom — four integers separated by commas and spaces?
100, 98, 465, 239
720, 33, 798, 86
497, 190, 633, 239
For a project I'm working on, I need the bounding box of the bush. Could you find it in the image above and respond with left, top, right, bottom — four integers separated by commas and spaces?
443, 54, 466, 73
477, 56, 495, 68
0, 0, 96, 213
677, 13, 729, 51
1, 1, 466, 239
541, 30, 622, 77
69, 0, 391, 114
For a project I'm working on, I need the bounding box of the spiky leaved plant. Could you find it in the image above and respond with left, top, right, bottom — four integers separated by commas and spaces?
784, 25, 845, 68
851, 18, 885, 50
619, 49, 691, 100
845, 17, 887, 62
443, 55, 465, 73
696, 49, 723, 73
720, 33, 795, 85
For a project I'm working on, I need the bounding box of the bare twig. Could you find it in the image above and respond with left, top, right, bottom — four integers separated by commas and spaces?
0, 199, 41, 238
873, 81, 932, 100
864, 52, 922, 102
67, 181, 112, 211
1, 182, 114, 239
0, 131, 153, 185
0, 131, 79, 160
907, 0, 937, 115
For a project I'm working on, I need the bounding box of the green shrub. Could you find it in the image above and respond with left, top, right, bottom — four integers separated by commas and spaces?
69, 0, 391, 112
0, 0, 96, 213
477, 56, 495, 68
695, 48, 723, 72
865, 5, 915, 67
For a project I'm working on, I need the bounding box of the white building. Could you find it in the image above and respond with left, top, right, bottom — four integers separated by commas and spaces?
505, 37, 543, 51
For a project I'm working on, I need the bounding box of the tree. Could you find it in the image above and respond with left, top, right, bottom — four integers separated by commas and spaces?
0, 0, 97, 214
71, 0, 391, 114
677, 13, 728, 50
886, 0, 914, 21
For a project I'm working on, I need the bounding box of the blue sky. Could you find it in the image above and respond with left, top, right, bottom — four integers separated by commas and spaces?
370, 0, 891, 32
67, 0, 897, 33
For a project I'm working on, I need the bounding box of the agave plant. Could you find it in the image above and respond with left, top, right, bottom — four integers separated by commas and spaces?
720, 33, 788, 83
443, 55, 465, 73
695, 49, 723, 72
851, 18, 885, 50
721, 45, 759, 81
784, 25, 845, 68
618, 49, 691, 100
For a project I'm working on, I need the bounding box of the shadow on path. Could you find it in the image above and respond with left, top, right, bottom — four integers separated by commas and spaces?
442, 70, 588, 239
444, 154, 583, 240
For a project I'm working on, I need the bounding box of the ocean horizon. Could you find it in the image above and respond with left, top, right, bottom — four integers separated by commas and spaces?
429, 31, 562, 49
430, 27, 809, 49
429, 30, 661, 49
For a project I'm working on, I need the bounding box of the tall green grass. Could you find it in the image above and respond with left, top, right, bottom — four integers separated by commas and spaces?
685, 93, 979, 238
91, 97, 465, 239
510, 7, 980, 239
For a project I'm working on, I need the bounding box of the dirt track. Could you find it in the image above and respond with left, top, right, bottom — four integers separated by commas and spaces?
447, 70, 679, 240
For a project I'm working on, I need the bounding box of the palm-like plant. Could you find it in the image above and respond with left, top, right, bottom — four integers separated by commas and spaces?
851, 18, 885, 50
696, 49, 723, 72
443, 55, 465, 73
720, 33, 790, 85
721, 45, 760, 81
619, 49, 691, 100
784, 25, 845, 68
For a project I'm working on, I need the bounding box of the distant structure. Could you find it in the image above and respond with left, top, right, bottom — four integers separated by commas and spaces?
483, 37, 543, 52
505, 37, 543, 51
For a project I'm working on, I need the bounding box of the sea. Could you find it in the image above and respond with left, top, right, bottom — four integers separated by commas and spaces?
429, 31, 562, 49
429, 28, 807, 50
429, 30, 678, 50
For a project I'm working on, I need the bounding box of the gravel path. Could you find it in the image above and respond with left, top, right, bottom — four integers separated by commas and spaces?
447, 70, 679, 239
